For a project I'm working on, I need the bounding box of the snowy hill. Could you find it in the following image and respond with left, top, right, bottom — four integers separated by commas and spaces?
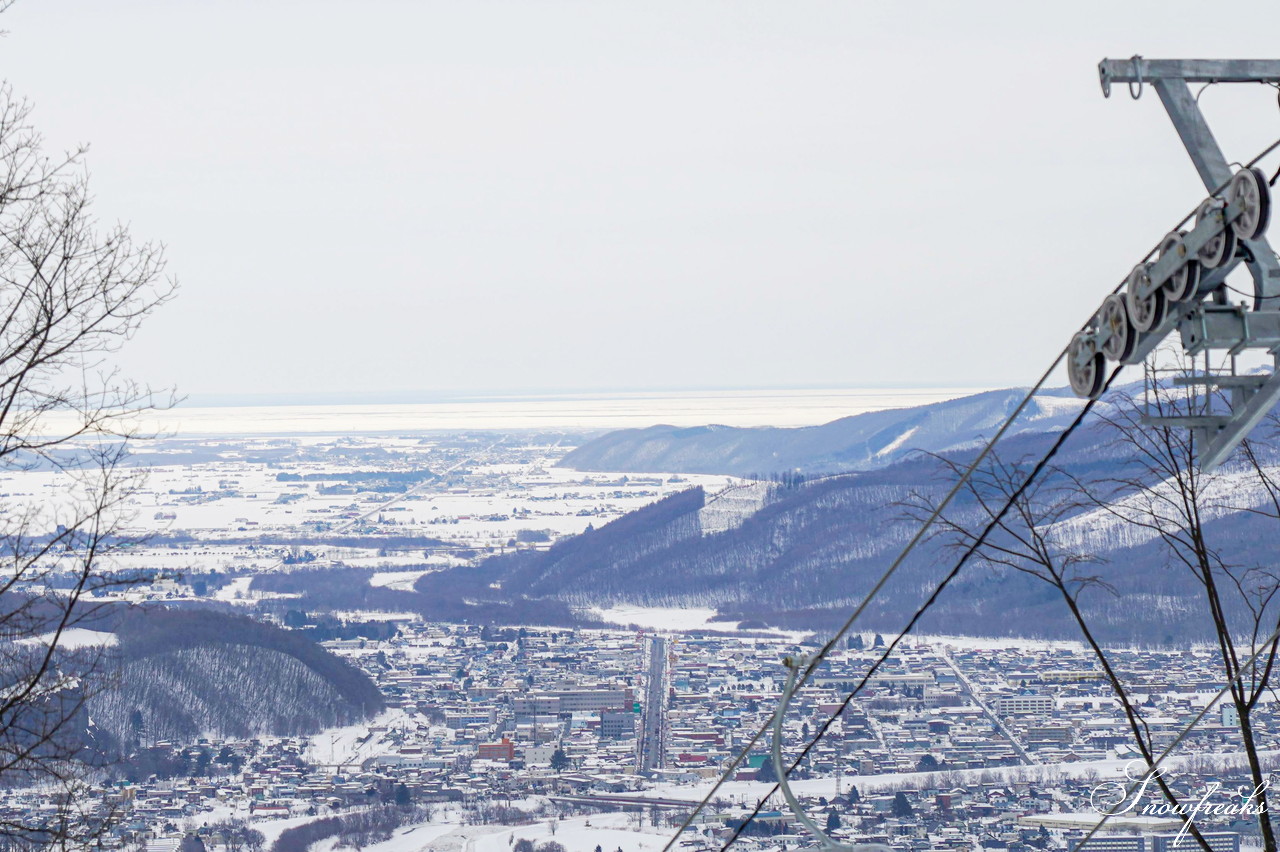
416, 406, 1280, 644
87, 608, 384, 752
557, 387, 1092, 477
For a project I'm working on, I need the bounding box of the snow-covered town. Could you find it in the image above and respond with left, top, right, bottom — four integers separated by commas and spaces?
8, 616, 1273, 852
2, 397, 1278, 852
2, 427, 1277, 852
9, 6, 1280, 852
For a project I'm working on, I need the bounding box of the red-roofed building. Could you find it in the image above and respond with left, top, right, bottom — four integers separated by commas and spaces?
477, 738, 515, 762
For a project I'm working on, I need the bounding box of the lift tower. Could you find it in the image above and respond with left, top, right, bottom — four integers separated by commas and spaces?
1069, 59, 1280, 470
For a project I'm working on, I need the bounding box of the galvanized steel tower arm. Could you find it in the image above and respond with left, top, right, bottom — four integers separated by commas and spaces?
1099, 58, 1280, 88
1064, 57, 1280, 471
1102, 57, 1280, 309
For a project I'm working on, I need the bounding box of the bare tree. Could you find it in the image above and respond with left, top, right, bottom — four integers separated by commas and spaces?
904, 449, 1216, 852
1079, 379, 1280, 852
0, 74, 174, 849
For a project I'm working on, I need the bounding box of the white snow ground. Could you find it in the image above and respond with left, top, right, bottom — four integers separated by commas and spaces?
19, 628, 118, 649
588, 606, 721, 631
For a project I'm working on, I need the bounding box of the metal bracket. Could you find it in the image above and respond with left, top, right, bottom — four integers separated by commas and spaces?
770, 655, 891, 852
1198, 367, 1280, 469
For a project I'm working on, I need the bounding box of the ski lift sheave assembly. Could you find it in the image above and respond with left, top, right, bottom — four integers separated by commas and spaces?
1067, 166, 1269, 397
1070, 58, 1280, 471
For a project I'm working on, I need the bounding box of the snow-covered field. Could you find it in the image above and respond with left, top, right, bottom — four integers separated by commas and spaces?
589, 606, 722, 631
341, 821, 462, 852
304, 709, 416, 766
19, 628, 118, 649
472, 812, 677, 852
350, 812, 689, 852
93, 438, 743, 555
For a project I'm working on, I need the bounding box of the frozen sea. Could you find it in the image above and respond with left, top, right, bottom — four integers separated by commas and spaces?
70, 386, 992, 436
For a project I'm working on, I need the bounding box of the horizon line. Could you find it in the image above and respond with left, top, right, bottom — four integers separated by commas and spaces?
178, 383, 1002, 409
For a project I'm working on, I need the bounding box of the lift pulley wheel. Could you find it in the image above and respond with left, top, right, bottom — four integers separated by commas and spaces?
1158, 230, 1200, 302
1228, 166, 1271, 242
1196, 198, 1237, 268
1125, 264, 1167, 332
1068, 332, 1105, 399
1099, 293, 1136, 362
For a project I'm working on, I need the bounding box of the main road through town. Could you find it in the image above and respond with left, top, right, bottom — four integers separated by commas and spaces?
937, 647, 1036, 766
639, 636, 668, 774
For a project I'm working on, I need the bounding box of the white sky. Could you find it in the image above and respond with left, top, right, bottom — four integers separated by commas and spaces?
5, 1, 1280, 399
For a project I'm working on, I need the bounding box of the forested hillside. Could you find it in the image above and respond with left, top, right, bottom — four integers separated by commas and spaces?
419, 419, 1280, 644
88, 608, 383, 753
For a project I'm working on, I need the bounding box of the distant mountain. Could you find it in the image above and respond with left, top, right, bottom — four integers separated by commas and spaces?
417, 416, 1280, 644
88, 608, 383, 753
557, 387, 1092, 477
